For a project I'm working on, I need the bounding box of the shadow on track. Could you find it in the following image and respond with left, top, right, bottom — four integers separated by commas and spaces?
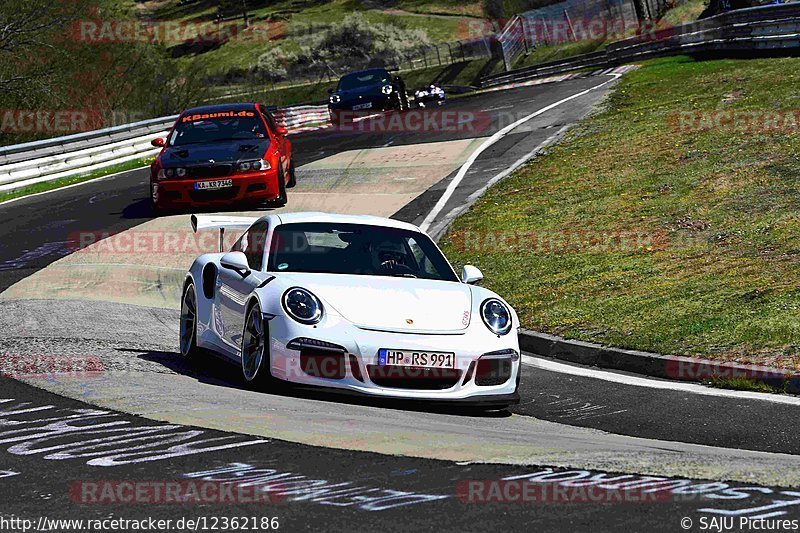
131, 348, 512, 419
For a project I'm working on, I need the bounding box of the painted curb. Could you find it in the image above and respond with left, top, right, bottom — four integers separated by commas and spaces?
518, 329, 800, 395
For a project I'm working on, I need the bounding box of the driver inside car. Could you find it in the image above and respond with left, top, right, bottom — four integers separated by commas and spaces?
371, 240, 414, 276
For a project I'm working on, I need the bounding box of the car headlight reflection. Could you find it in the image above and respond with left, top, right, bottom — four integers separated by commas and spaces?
480, 298, 512, 335
282, 287, 323, 325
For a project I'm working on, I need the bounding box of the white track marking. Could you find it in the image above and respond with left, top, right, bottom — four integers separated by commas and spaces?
0, 165, 149, 208
427, 124, 571, 239
522, 354, 800, 406
420, 74, 621, 232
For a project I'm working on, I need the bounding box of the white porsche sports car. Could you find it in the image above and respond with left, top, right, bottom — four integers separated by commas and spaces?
181, 212, 520, 407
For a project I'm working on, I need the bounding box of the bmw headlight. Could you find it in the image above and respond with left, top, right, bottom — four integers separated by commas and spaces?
480, 298, 512, 335
329, 94, 341, 104
176, 167, 187, 177
381, 85, 393, 95
282, 287, 323, 325
236, 159, 270, 173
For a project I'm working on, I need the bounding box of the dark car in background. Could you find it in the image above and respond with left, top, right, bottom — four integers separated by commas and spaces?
328, 68, 408, 123
149, 103, 295, 213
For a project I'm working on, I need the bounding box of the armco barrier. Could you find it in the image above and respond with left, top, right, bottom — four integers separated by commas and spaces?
483, 2, 800, 88
0, 104, 331, 194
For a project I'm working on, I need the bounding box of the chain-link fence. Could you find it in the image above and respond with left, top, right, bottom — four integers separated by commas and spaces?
499, 0, 684, 69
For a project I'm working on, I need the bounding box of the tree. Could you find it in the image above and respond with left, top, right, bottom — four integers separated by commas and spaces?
216, 0, 250, 26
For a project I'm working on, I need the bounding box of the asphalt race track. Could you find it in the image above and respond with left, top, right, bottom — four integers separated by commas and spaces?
1, 73, 799, 531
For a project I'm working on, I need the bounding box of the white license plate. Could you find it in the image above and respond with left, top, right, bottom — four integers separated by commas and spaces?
352, 102, 372, 111
194, 179, 233, 190
378, 349, 456, 369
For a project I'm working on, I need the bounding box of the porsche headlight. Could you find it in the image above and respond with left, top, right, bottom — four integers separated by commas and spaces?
282, 287, 323, 325
329, 94, 341, 104
381, 85, 393, 95
480, 298, 512, 335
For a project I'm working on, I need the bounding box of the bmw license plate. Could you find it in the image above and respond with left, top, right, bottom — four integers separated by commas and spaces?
194, 179, 233, 190
378, 349, 456, 369
352, 102, 372, 111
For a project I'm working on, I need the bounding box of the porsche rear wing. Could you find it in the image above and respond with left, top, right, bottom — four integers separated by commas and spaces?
190, 214, 259, 252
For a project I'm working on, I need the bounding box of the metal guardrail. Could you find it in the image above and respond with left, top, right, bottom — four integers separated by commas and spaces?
0, 105, 331, 194
483, 2, 800, 88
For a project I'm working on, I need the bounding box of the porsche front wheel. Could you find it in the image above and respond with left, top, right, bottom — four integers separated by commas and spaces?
242, 304, 272, 385
180, 282, 201, 362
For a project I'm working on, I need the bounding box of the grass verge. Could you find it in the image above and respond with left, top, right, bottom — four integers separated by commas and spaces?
440, 55, 800, 369
0, 157, 154, 204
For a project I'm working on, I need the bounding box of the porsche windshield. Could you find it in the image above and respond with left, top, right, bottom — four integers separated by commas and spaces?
267, 223, 458, 281
170, 111, 267, 146
337, 71, 390, 91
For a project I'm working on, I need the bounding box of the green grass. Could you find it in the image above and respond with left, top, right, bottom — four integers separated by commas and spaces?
440, 55, 800, 369
704, 377, 787, 395
0, 157, 154, 204
660, 0, 707, 27
513, 39, 608, 69
145, 0, 486, 77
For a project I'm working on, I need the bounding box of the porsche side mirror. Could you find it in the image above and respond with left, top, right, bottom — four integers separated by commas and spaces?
461, 265, 483, 285
275, 125, 288, 136
221, 251, 251, 277
151, 138, 166, 148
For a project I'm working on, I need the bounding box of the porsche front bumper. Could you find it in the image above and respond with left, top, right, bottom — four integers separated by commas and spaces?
266, 313, 521, 405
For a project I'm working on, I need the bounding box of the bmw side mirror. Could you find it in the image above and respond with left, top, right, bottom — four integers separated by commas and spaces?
221, 251, 251, 277
327, 88, 335, 94
461, 265, 483, 285
151, 138, 166, 148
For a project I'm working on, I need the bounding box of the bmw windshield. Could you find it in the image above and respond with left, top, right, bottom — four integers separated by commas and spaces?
267, 223, 459, 281
169, 110, 267, 146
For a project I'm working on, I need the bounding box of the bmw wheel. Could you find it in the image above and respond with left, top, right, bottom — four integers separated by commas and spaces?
180, 282, 201, 362
242, 303, 271, 384
287, 159, 297, 188
269, 167, 287, 208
